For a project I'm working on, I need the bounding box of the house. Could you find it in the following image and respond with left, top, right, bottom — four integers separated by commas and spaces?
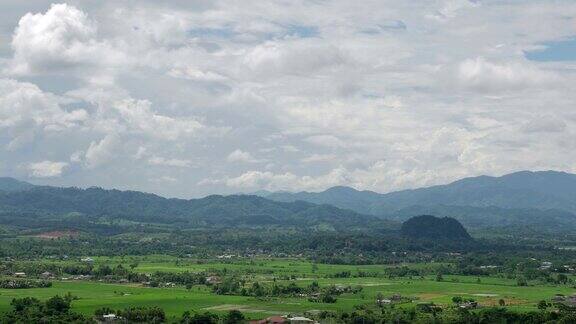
40, 271, 53, 279
288, 316, 316, 324
206, 276, 222, 285
217, 254, 235, 259
539, 261, 553, 270
102, 313, 117, 322
565, 295, 576, 306
459, 301, 478, 309
377, 298, 392, 306
391, 293, 402, 301
552, 294, 566, 302
13, 272, 26, 277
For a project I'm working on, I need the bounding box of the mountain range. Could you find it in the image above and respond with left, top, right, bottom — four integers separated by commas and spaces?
1, 170, 576, 235
262, 171, 576, 232
0, 180, 393, 235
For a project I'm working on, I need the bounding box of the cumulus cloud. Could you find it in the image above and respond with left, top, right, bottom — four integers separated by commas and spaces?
8, 3, 124, 76
0, 79, 87, 149
457, 57, 560, 92
242, 40, 349, 78
305, 135, 346, 148
168, 66, 228, 82
148, 156, 194, 167
84, 135, 119, 169
111, 99, 209, 140
203, 167, 349, 192
28, 160, 68, 178
227, 149, 261, 163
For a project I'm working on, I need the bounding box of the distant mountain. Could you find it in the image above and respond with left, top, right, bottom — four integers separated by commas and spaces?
0, 177, 35, 192
266, 186, 382, 215
265, 171, 576, 232
401, 215, 472, 241
374, 171, 576, 213
0, 185, 396, 234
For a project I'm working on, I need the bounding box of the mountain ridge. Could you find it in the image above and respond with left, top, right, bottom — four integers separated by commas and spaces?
0, 177, 35, 192
0, 182, 396, 234
263, 170, 576, 232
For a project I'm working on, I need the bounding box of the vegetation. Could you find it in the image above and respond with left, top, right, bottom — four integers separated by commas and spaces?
401, 215, 472, 241
2, 176, 576, 322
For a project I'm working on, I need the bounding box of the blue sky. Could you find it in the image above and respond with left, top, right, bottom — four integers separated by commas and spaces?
526, 37, 576, 61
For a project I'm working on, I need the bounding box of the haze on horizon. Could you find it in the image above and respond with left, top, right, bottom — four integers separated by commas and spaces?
1, 0, 575, 198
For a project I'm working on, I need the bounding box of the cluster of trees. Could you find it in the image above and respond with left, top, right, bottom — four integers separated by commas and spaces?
0, 295, 91, 323
318, 304, 576, 324
95, 306, 165, 323
0, 279, 51, 289
0, 260, 212, 288
211, 278, 359, 303
180, 310, 245, 324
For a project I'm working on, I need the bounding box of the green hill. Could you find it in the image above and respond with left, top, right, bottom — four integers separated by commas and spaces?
0, 177, 35, 192
0, 185, 396, 234
401, 215, 472, 241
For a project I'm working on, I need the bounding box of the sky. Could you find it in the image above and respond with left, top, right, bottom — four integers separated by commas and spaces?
0, 0, 575, 198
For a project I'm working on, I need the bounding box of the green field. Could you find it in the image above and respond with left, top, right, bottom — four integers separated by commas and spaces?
1, 257, 574, 320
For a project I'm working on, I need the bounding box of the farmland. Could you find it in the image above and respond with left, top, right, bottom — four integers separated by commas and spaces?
0, 257, 574, 321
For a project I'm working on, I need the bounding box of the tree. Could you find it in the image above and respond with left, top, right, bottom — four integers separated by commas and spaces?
45, 295, 71, 314
180, 311, 218, 324
312, 263, 319, 273
224, 310, 245, 324
320, 293, 337, 303
452, 296, 463, 304
558, 273, 569, 285
498, 299, 505, 307
538, 300, 549, 311
436, 273, 444, 282
516, 276, 528, 286
10, 297, 40, 312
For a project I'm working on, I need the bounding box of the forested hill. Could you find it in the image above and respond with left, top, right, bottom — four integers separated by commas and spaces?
0, 177, 35, 192
401, 215, 472, 241
0, 182, 396, 233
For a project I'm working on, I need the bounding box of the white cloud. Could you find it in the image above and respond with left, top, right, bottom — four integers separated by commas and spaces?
84, 135, 119, 169
28, 160, 68, 178
242, 40, 350, 78
302, 154, 337, 163
0, 78, 87, 149
457, 57, 560, 92
111, 99, 209, 141
227, 149, 260, 163
522, 115, 566, 133
304, 135, 346, 148
204, 168, 349, 192
148, 156, 193, 168
168, 66, 228, 82
8, 3, 124, 76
